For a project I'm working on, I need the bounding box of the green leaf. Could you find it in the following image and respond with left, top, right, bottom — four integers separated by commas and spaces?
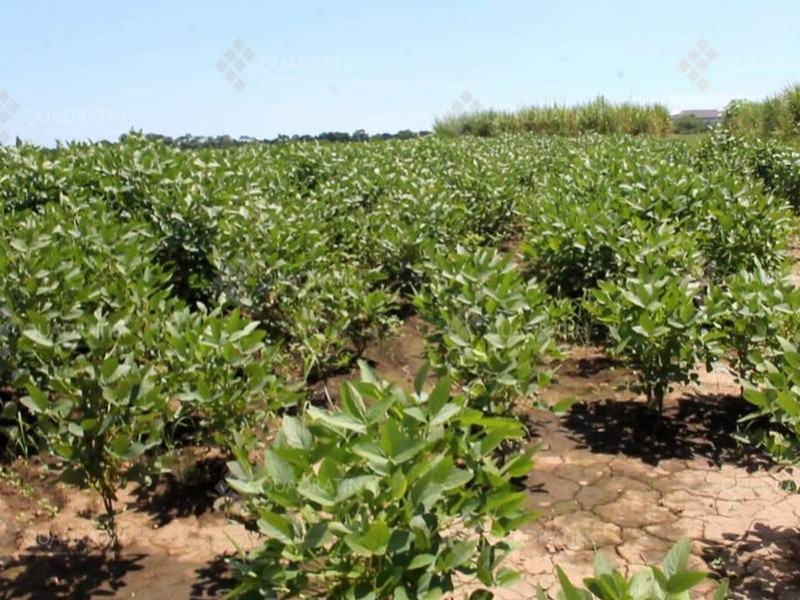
494, 568, 520, 587
344, 520, 391, 556
388, 529, 412, 554
22, 328, 53, 348
408, 553, 436, 570
535, 586, 549, 600
501, 451, 535, 478
428, 376, 451, 415
629, 567, 657, 599
440, 466, 473, 490
335, 475, 380, 502
394, 586, 411, 600
661, 538, 690, 579
390, 470, 407, 500
67, 422, 84, 438
302, 521, 331, 550
257, 510, 295, 544
414, 362, 431, 395
282, 416, 312, 450
665, 570, 707, 594
225, 478, 263, 496
21, 384, 48, 414
551, 397, 577, 415
380, 419, 404, 457
297, 478, 336, 507
621, 289, 646, 308
109, 434, 131, 457
308, 406, 367, 434
341, 382, 367, 420
441, 540, 477, 570
430, 403, 461, 427
556, 566, 590, 600
593, 552, 615, 577
712, 578, 730, 600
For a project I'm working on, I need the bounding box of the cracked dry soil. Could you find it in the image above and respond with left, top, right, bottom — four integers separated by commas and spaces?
494, 347, 800, 600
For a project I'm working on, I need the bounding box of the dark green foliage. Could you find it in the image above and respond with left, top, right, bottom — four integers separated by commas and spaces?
227, 366, 536, 599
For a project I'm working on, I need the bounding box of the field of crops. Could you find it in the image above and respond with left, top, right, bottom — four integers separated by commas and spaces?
2, 131, 800, 598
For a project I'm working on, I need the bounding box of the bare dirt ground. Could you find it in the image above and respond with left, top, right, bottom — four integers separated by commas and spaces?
507, 349, 800, 599
1, 325, 799, 598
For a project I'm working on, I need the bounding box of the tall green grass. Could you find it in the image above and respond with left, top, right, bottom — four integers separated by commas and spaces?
723, 84, 800, 142
434, 96, 672, 137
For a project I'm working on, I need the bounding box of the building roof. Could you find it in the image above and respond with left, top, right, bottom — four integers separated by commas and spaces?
672, 109, 721, 119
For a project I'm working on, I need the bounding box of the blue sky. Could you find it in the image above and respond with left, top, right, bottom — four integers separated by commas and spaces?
1, 0, 798, 145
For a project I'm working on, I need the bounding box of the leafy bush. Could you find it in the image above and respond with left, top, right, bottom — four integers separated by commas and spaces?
539, 538, 729, 600
692, 175, 790, 279
584, 268, 707, 413
0, 202, 297, 542
706, 265, 800, 382
226, 366, 535, 598
212, 206, 400, 381
284, 268, 398, 381
20, 308, 171, 546
0, 204, 178, 452
523, 139, 788, 298
414, 245, 561, 414
752, 143, 800, 210
742, 338, 800, 462
159, 307, 295, 446
695, 126, 800, 211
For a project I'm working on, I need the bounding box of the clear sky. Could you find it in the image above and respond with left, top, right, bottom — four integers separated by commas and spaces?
1, 0, 798, 145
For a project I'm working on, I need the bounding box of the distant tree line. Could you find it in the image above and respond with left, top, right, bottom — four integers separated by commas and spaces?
120, 129, 431, 149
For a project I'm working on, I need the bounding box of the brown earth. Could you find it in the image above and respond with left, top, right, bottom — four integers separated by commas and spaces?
1, 332, 799, 598
497, 350, 800, 599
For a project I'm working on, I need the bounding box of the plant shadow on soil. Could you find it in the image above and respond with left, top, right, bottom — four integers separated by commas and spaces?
191, 553, 238, 599
0, 450, 247, 598
128, 455, 227, 528
0, 455, 243, 599
0, 545, 239, 600
0, 543, 146, 600
701, 522, 800, 598
560, 392, 772, 470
